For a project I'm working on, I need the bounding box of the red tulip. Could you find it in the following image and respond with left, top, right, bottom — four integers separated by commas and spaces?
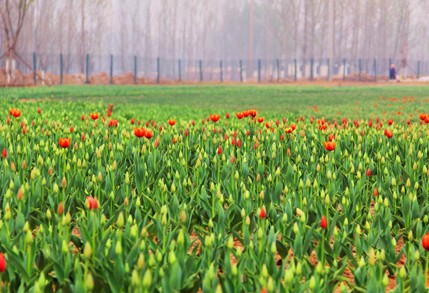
257, 117, 264, 123
9, 108, 21, 118
108, 120, 118, 127
373, 188, 379, 196
324, 141, 336, 151
130, 118, 135, 125
225, 113, 230, 119
243, 110, 250, 117
58, 138, 71, 149
81, 114, 85, 121
366, 168, 371, 177
236, 112, 244, 119
134, 127, 146, 138
384, 129, 393, 138
0, 253, 6, 272
210, 114, 220, 122
249, 109, 257, 117
86, 196, 99, 210
328, 134, 335, 141
90, 112, 99, 120
422, 233, 429, 250
168, 119, 176, 126
1, 148, 6, 158
320, 215, 328, 229
144, 129, 153, 139
217, 146, 222, 155
259, 206, 266, 219
37, 108, 41, 114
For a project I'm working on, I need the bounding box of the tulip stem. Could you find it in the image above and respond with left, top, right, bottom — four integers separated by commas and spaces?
425, 252, 429, 288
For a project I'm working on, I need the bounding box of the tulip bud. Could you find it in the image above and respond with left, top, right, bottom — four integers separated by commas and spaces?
84, 242, 92, 259
85, 273, 94, 291
143, 269, 152, 288
309, 276, 316, 289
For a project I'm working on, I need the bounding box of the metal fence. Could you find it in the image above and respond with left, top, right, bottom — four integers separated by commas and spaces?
1, 52, 428, 86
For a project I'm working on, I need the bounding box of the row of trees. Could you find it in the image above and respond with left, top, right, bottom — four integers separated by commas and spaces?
1, 0, 429, 83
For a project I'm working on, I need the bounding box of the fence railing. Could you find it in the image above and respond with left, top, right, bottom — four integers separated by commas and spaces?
0, 52, 427, 86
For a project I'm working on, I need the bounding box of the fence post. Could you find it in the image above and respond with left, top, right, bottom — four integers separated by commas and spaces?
358, 59, 362, 81
110, 54, 114, 84
134, 56, 137, 84
326, 58, 330, 81
373, 59, 377, 82
156, 57, 160, 84
258, 59, 261, 82
310, 58, 314, 81
343, 58, 346, 81
199, 60, 203, 82
276, 59, 280, 82
33, 52, 37, 85
220, 60, 223, 82
85, 54, 90, 84
294, 59, 297, 81
178, 59, 182, 82
239, 60, 243, 82
417, 61, 421, 79
60, 53, 64, 85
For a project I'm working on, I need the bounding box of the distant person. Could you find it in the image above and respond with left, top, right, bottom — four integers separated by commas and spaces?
389, 64, 396, 80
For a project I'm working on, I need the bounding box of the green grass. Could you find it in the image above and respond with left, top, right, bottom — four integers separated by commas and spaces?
2, 84, 428, 119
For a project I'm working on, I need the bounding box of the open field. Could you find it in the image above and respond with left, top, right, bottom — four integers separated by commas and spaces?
1, 83, 429, 291
2, 83, 429, 119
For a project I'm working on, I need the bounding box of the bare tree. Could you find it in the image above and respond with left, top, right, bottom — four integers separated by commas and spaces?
0, 0, 34, 85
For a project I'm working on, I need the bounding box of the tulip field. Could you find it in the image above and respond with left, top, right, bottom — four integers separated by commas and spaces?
2, 84, 429, 292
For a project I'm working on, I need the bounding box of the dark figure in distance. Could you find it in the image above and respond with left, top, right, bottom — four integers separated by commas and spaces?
389, 64, 396, 80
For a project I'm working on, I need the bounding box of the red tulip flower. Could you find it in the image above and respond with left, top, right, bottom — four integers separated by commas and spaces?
324, 141, 336, 151
210, 114, 220, 122
0, 253, 6, 272
257, 117, 264, 123
225, 113, 230, 119
86, 196, 99, 210
249, 109, 257, 117
144, 129, 153, 139
37, 108, 41, 114
168, 119, 176, 126
388, 119, 393, 125
320, 215, 328, 229
259, 206, 266, 219
1, 148, 6, 158
422, 233, 429, 250
130, 118, 135, 125
108, 120, 118, 127
90, 112, 99, 120
328, 134, 335, 141
217, 146, 222, 155
384, 129, 393, 138
366, 168, 371, 177
134, 127, 146, 138
236, 112, 244, 119
9, 108, 21, 118
58, 138, 71, 149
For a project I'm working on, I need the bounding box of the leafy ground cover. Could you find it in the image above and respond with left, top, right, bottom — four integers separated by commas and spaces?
1, 84, 429, 291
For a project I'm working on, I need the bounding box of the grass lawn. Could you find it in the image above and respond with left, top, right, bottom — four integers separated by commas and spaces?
2, 83, 428, 119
